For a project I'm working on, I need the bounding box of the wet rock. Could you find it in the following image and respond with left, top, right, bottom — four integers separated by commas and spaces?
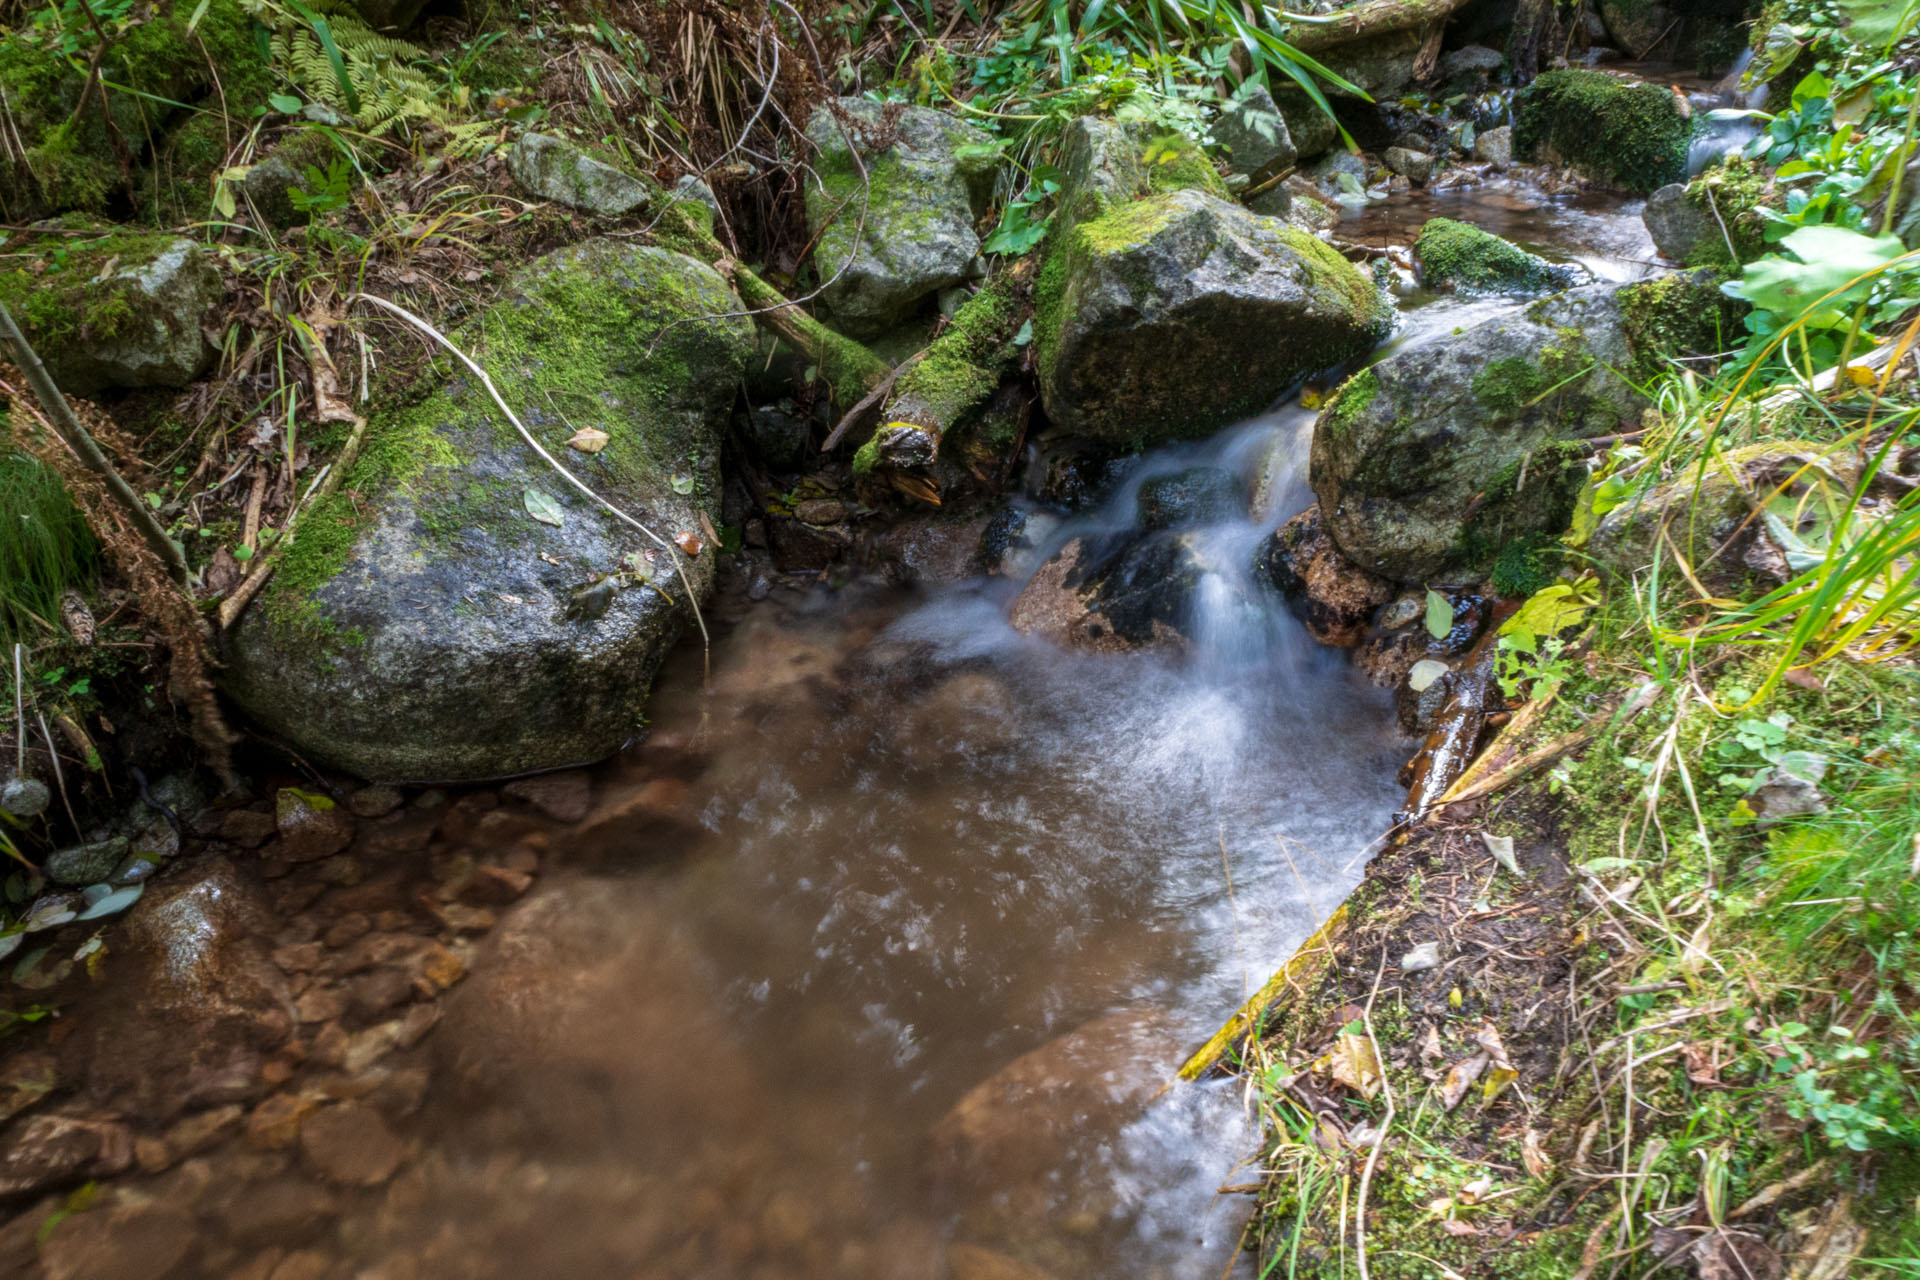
978, 507, 1059, 578
1415, 218, 1579, 295
501, 771, 593, 823
1037, 188, 1390, 446
1382, 146, 1434, 185
949, 1242, 1060, 1280
1308, 149, 1368, 196
874, 511, 996, 584
1007, 539, 1144, 654
1474, 125, 1513, 169
38, 1202, 196, 1280
886, 673, 1022, 771
793, 497, 849, 526
300, 1102, 406, 1186
1137, 467, 1246, 531
1311, 283, 1651, 583
0, 776, 50, 819
222, 808, 280, 848
66, 857, 293, 1120
218, 1176, 341, 1248
804, 99, 994, 336
348, 785, 405, 819
1598, 0, 1673, 55
1032, 445, 1133, 511
45, 836, 129, 886
1442, 45, 1505, 81
0, 233, 221, 396
1213, 86, 1296, 185
932, 1006, 1176, 1188
0, 1112, 132, 1196
1258, 508, 1398, 647
1643, 182, 1716, 263
507, 132, 654, 216
572, 777, 695, 849
1513, 69, 1689, 193
739, 400, 812, 473
225, 241, 752, 782
1271, 90, 1340, 164
768, 515, 853, 573
276, 789, 355, 862
247, 1092, 321, 1151
0, 1051, 55, 1125
437, 878, 756, 1151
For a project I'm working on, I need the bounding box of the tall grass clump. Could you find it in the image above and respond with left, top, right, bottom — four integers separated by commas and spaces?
0, 452, 96, 644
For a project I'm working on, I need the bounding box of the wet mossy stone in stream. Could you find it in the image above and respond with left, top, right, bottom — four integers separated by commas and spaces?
1310, 282, 1650, 585
0, 225, 221, 395
1034, 188, 1392, 448
802, 99, 995, 337
1138, 467, 1247, 531
1512, 69, 1691, 193
223, 240, 754, 782
1414, 217, 1581, 295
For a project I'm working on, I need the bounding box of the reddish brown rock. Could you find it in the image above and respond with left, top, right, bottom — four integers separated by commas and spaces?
501, 771, 594, 823
38, 1202, 197, 1280
0, 1112, 132, 1196
275, 789, 356, 863
573, 777, 694, 847
1005, 539, 1136, 654
299, 1102, 406, 1186
247, 1092, 321, 1150
221, 809, 279, 848
347, 784, 405, 819
460, 865, 533, 905
1258, 507, 1398, 647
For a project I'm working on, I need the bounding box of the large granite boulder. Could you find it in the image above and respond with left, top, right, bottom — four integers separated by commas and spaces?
1513, 69, 1691, 193
1310, 283, 1651, 584
1212, 86, 1297, 185
225, 240, 753, 781
1035, 188, 1390, 446
803, 99, 994, 336
1643, 183, 1715, 263
0, 230, 220, 395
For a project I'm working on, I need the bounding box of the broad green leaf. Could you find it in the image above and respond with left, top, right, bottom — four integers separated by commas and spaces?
1408, 659, 1449, 692
1837, 0, 1920, 47
1789, 69, 1831, 109
269, 93, 303, 114
1727, 226, 1907, 323
669, 471, 696, 496
1424, 589, 1454, 640
1500, 583, 1594, 639
523, 489, 565, 527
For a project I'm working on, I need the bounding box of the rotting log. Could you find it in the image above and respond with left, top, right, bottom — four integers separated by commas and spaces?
1279, 0, 1474, 55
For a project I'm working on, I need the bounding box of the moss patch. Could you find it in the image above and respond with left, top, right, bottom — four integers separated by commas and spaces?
1512, 69, 1691, 193
1472, 357, 1550, 415
1682, 157, 1775, 268
0, 221, 178, 349
1619, 271, 1749, 381
1415, 217, 1565, 294
1140, 132, 1229, 199
1324, 367, 1380, 439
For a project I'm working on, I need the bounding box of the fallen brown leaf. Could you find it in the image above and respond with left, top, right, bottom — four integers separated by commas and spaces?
674, 530, 704, 557
1440, 1052, 1489, 1111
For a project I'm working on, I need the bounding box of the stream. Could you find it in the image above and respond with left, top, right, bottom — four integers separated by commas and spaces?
32, 176, 1658, 1280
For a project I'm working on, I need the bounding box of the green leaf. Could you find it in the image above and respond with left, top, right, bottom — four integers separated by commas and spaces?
1500, 583, 1593, 640
523, 489, 565, 527
1424, 589, 1454, 640
669, 472, 696, 496
1837, 0, 1920, 47
1408, 658, 1449, 692
269, 92, 303, 114
1728, 226, 1908, 324
1789, 69, 1831, 109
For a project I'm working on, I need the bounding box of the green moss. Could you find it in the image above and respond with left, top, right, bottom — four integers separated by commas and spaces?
1490, 532, 1565, 597
851, 437, 881, 476
1619, 271, 1749, 381
1415, 217, 1565, 294
1512, 69, 1691, 193
1077, 194, 1182, 254
1472, 357, 1549, 415
1275, 225, 1392, 335
1140, 132, 1229, 199
1456, 440, 1588, 572
1682, 157, 1774, 268
1325, 367, 1379, 438
0, 222, 178, 349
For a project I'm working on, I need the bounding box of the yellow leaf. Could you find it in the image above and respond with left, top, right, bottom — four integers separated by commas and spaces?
1324, 1032, 1383, 1099
1448, 986, 1463, 1008
1843, 364, 1876, 387
566, 427, 611, 453
1481, 1065, 1518, 1106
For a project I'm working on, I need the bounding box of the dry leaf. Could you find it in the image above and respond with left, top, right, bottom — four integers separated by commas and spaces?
1418, 1022, 1444, 1064
1481, 1066, 1518, 1106
1482, 832, 1520, 875
59, 590, 95, 645
1474, 1023, 1514, 1069
1682, 1040, 1725, 1086
1440, 1052, 1489, 1110
1438, 1219, 1478, 1237
566, 427, 611, 453
674, 530, 704, 557
1520, 1127, 1552, 1179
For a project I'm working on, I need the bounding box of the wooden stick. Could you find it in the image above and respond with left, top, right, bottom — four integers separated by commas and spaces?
0, 300, 190, 586
821, 349, 923, 451
217, 412, 369, 629
1175, 903, 1349, 1082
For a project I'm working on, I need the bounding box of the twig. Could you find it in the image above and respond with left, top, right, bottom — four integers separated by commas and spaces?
347, 293, 712, 669
12, 643, 24, 775
37, 711, 76, 835
217, 416, 369, 629
1355, 949, 1395, 1280
0, 301, 190, 586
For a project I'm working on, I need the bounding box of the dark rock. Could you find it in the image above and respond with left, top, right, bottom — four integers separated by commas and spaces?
275, 789, 355, 862
1037, 188, 1390, 446
45, 836, 130, 887
977, 506, 1059, 578
1310, 283, 1649, 583
873, 511, 996, 584
1137, 467, 1246, 531
217, 1176, 341, 1248
1643, 182, 1715, 263
225, 241, 753, 782
792, 497, 849, 526
0, 1112, 132, 1197
1441, 45, 1506, 80
221, 809, 279, 848
38, 1202, 196, 1280
507, 132, 654, 216
768, 516, 852, 573
804, 99, 994, 335
299, 1102, 406, 1186
1258, 507, 1398, 647
347, 785, 404, 819
1008, 530, 1251, 653
241, 129, 351, 228
1213, 86, 1297, 184
739, 401, 811, 473
1513, 69, 1690, 193
1271, 90, 1340, 163
1415, 218, 1581, 294
1382, 146, 1435, 185
501, 771, 593, 823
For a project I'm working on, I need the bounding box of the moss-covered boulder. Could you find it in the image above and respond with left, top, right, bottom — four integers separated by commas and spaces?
507, 132, 656, 218
1310, 283, 1652, 584
1036, 188, 1391, 447
1513, 69, 1691, 193
803, 99, 994, 337
224, 240, 754, 782
241, 129, 355, 229
0, 0, 270, 223
1414, 218, 1580, 295
1645, 159, 1773, 266
0, 226, 220, 395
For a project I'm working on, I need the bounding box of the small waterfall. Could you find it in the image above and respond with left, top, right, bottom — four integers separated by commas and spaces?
1692, 47, 1767, 175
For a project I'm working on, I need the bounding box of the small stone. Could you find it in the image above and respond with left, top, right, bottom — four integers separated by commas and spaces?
501, 770, 594, 823
347, 967, 416, 1021
0, 1113, 132, 1196
272, 942, 325, 974
221, 1177, 340, 1248
260, 1060, 294, 1087
268, 1249, 334, 1280
394, 1002, 441, 1050
0, 776, 50, 819
418, 945, 466, 990
323, 913, 373, 949
275, 789, 355, 863
1212, 84, 1296, 184
792, 497, 849, 527
39, 1203, 196, 1280
1382, 146, 1435, 185
247, 1093, 320, 1150
307, 1023, 350, 1069
1473, 125, 1513, 169
433, 902, 497, 933
575, 777, 694, 845
299, 1103, 406, 1186
461, 865, 532, 906
348, 785, 405, 819
502, 845, 541, 876
313, 856, 363, 886
135, 1134, 172, 1173
1401, 940, 1442, 973
222, 809, 279, 848
508, 132, 655, 216
162, 1103, 243, 1161
295, 987, 347, 1023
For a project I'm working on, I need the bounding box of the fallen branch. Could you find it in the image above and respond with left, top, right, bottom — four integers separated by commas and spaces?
821, 349, 923, 452
1175, 903, 1349, 1082
1279, 0, 1475, 54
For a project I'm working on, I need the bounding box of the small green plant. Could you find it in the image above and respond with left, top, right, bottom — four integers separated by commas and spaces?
0, 454, 97, 646
288, 156, 355, 219
1760, 1020, 1920, 1151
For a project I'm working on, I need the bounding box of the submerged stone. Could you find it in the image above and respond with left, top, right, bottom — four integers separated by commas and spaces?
224, 240, 753, 781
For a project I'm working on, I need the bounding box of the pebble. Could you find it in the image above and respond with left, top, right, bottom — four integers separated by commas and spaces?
275, 789, 356, 863
272, 942, 325, 974
324, 913, 374, 949
348, 785, 405, 819
295, 987, 347, 1023
247, 1093, 320, 1150
0, 1112, 130, 1196
300, 1103, 406, 1186
222, 809, 280, 847
461, 865, 533, 905
501, 771, 594, 823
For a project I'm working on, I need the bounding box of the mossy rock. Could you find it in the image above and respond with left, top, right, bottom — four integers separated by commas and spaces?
0, 0, 272, 223
1035, 188, 1392, 448
0, 224, 220, 395
1617, 269, 1749, 381
1512, 69, 1691, 193
506, 132, 657, 218
803, 98, 994, 337
241, 128, 356, 228
223, 240, 754, 782
1414, 217, 1581, 295
1310, 283, 1649, 584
